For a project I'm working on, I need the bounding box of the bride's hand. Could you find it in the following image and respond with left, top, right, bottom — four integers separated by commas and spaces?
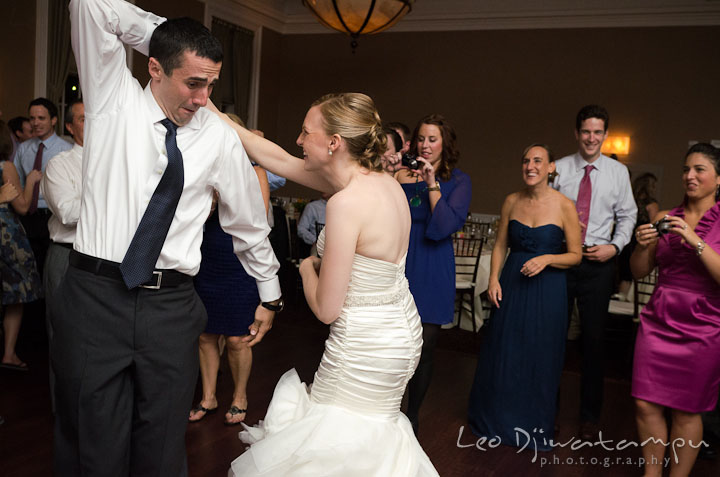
300, 256, 321, 276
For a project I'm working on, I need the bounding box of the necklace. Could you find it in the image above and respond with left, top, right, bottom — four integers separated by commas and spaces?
409, 175, 427, 207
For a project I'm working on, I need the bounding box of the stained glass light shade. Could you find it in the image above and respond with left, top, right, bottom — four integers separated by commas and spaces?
302, 0, 414, 50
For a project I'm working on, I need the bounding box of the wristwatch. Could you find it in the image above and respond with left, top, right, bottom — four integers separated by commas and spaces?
611, 244, 620, 256
261, 298, 284, 312
427, 183, 441, 193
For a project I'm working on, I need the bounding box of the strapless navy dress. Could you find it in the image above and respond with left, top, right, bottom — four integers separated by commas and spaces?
468, 220, 568, 451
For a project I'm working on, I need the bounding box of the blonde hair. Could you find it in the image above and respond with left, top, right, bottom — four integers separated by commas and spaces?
226, 113, 245, 128
311, 93, 386, 172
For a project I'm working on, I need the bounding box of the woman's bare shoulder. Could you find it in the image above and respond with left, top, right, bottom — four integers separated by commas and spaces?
553, 189, 575, 209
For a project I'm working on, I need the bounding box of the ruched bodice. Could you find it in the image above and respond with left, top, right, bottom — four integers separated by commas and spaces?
312, 229, 423, 418
507, 220, 566, 254
231, 229, 438, 476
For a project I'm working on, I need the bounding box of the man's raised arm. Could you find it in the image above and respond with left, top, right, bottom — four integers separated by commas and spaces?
69, 0, 165, 114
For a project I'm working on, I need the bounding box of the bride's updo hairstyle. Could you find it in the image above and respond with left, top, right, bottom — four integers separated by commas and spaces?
311, 93, 387, 172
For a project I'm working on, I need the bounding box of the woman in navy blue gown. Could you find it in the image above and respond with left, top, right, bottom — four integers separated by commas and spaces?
468, 144, 581, 450
189, 116, 271, 426
394, 114, 472, 433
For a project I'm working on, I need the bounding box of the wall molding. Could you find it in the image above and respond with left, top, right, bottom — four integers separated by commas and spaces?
203, 0, 720, 34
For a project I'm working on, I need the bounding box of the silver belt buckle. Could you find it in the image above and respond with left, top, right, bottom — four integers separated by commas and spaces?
140, 271, 162, 289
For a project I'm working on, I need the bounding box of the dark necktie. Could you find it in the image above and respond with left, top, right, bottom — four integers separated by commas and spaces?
28, 142, 44, 214
120, 119, 185, 289
576, 164, 594, 244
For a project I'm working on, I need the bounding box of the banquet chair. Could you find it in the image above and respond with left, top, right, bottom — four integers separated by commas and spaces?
309, 222, 325, 258
454, 236, 485, 332
285, 215, 304, 298
606, 267, 658, 366
315, 222, 325, 242
460, 219, 492, 240
633, 267, 658, 320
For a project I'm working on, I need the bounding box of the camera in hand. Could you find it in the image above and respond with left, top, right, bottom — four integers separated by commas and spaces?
653, 218, 673, 235
401, 153, 420, 170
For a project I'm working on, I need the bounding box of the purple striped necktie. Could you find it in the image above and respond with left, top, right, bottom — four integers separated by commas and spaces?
576, 164, 594, 244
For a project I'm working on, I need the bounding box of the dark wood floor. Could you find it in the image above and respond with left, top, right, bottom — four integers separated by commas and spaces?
2, 276, 718, 476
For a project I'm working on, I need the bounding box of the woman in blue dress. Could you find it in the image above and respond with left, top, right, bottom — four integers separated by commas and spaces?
0, 120, 42, 371
394, 114, 472, 433
468, 144, 581, 450
189, 115, 271, 426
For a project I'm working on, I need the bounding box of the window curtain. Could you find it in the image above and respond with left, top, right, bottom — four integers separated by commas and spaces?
46, 0, 75, 133
211, 18, 254, 122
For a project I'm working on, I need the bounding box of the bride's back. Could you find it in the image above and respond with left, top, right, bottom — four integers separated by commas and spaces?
312, 93, 410, 265
343, 171, 410, 265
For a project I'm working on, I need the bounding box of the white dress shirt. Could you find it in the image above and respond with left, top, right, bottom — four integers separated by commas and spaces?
41, 144, 83, 244
14, 133, 72, 209
69, 0, 280, 300
553, 153, 637, 251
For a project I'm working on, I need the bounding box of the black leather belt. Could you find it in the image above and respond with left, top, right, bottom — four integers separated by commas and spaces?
69, 250, 191, 289
52, 242, 73, 250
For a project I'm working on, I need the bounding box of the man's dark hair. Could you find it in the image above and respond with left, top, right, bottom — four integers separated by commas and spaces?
575, 105, 609, 132
149, 17, 223, 75
65, 99, 83, 125
386, 121, 410, 142
383, 126, 402, 153
8, 116, 29, 135
29, 97, 59, 119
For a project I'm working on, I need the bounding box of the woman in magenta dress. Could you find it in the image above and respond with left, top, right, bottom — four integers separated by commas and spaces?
631, 143, 720, 477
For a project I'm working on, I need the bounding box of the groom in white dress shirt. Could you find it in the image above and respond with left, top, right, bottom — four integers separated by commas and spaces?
56, 1, 283, 474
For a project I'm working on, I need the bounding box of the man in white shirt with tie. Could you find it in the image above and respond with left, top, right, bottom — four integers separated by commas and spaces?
57, 1, 282, 474
553, 105, 637, 441
13, 97, 72, 275
40, 99, 85, 414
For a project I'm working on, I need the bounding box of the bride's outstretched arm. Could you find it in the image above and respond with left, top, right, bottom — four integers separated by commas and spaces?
299, 191, 358, 324
207, 101, 333, 193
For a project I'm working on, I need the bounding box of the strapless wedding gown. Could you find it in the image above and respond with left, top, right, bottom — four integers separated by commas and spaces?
229, 230, 439, 476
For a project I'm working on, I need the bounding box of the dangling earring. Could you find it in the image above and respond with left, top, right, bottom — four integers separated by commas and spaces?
328, 149, 333, 156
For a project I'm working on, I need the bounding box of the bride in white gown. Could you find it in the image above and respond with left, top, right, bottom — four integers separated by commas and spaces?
214, 93, 439, 476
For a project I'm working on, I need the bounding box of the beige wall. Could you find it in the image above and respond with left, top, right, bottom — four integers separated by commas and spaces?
258, 26, 720, 212
6, 4, 718, 213
0, 2, 36, 119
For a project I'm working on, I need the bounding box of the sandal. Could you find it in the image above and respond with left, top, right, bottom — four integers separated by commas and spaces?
0, 362, 29, 372
223, 405, 247, 426
188, 404, 217, 422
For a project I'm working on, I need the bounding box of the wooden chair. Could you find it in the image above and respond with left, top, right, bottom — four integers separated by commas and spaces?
459, 220, 492, 240
454, 236, 485, 332
633, 267, 658, 321
607, 267, 658, 319
607, 267, 658, 366
315, 222, 325, 242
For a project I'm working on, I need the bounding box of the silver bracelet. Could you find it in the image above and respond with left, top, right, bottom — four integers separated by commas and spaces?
696, 241, 706, 257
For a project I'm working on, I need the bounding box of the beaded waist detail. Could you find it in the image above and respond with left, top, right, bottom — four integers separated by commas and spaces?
343, 278, 410, 307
